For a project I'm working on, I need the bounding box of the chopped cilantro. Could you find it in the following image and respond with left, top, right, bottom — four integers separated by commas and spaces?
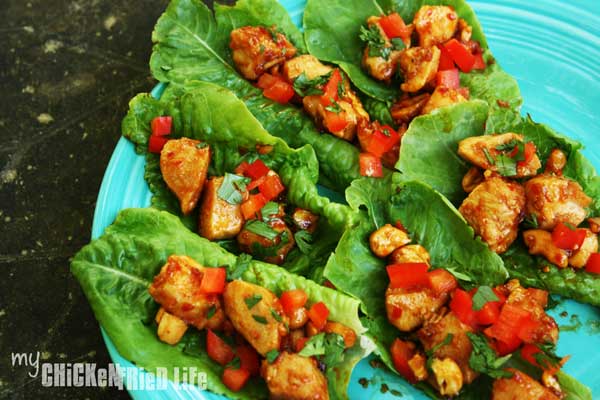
472, 286, 499, 311
195, 142, 208, 149
226, 357, 241, 370
467, 332, 513, 379
252, 315, 268, 324
482, 147, 495, 166
495, 154, 518, 177
265, 349, 279, 363
294, 230, 313, 255
390, 37, 406, 51
206, 305, 217, 319
360, 25, 392, 60
260, 202, 280, 221
270, 309, 283, 322
425, 333, 454, 369
292, 72, 331, 97
523, 213, 539, 229
244, 220, 279, 240
299, 333, 346, 370
325, 100, 342, 114
217, 173, 250, 205
244, 294, 263, 309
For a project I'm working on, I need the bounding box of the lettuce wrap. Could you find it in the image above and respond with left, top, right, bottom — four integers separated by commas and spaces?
323, 176, 590, 399
398, 105, 600, 306
71, 207, 370, 400
122, 81, 354, 278
303, 0, 522, 132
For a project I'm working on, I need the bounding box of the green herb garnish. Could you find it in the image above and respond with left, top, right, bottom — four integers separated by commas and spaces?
217, 173, 250, 205
325, 100, 342, 114
244, 294, 263, 309
252, 315, 268, 324
260, 202, 280, 221
425, 333, 454, 369
467, 332, 513, 378
360, 25, 392, 60
292, 72, 331, 97
482, 147, 495, 166
265, 349, 280, 363
472, 286, 499, 311
294, 230, 313, 254
206, 305, 217, 319
244, 220, 279, 240
226, 357, 241, 370
270, 309, 283, 322
299, 333, 346, 369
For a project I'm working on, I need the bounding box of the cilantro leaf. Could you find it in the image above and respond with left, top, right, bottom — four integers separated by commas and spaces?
299, 333, 346, 370
226, 356, 241, 370
292, 72, 331, 97
483, 147, 496, 166
252, 315, 268, 324
425, 333, 454, 370
244, 220, 279, 240
260, 202, 280, 221
217, 173, 250, 204
244, 294, 262, 309
294, 230, 313, 254
390, 37, 405, 51
270, 308, 283, 322
495, 154, 518, 176
472, 286, 499, 311
265, 349, 279, 363
359, 25, 392, 60
206, 305, 217, 319
467, 332, 513, 379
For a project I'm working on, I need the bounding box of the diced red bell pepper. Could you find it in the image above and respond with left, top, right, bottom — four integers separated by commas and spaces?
324, 110, 349, 133
241, 193, 268, 220
475, 301, 501, 326
258, 173, 285, 200
485, 304, 531, 353
449, 289, 476, 327
427, 269, 457, 295
436, 69, 460, 89
378, 13, 411, 39
199, 267, 226, 294
363, 125, 400, 157
148, 135, 169, 154
236, 345, 260, 376
551, 222, 587, 251
246, 175, 266, 192
256, 73, 280, 90
308, 301, 330, 330
519, 142, 537, 167
280, 289, 308, 316
586, 253, 600, 274
491, 333, 522, 356
437, 44, 456, 71
517, 314, 541, 344
390, 338, 417, 383
263, 80, 295, 104
243, 159, 270, 180
320, 69, 343, 107
234, 161, 250, 175
206, 330, 235, 366
387, 263, 430, 290
359, 153, 384, 178
222, 367, 251, 392
444, 39, 476, 73
472, 52, 486, 70
151, 116, 172, 137
295, 337, 310, 352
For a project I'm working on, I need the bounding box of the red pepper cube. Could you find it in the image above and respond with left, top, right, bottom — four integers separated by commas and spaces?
206, 329, 235, 366
308, 301, 329, 330
263, 80, 295, 104
241, 193, 268, 220
256, 73, 279, 90
449, 288, 476, 327
390, 338, 418, 384
437, 44, 456, 71
363, 125, 400, 157
444, 39, 476, 73
258, 173, 285, 201
551, 222, 587, 251
151, 116, 172, 137
199, 267, 226, 294
320, 69, 343, 107
148, 135, 169, 154
359, 153, 383, 178
280, 289, 308, 316
586, 253, 600, 274
387, 263, 430, 290
222, 367, 250, 392
472, 52, 486, 70
244, 159, 270, 180
436, 69, 460, 89
378, 13, 411, 39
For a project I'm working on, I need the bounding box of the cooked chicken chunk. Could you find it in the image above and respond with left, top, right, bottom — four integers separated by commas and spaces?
389, 244, 431, 265
398, 46, 440, 92
523, 229, 569, 269
569, 228, 598, 268
283, 54, 333, 82
492, 369, 560, 400
430, 357, 464, 396
457, 133, 541, 178
413, 6, 459, 48
524, 174, 592, 230
462, 167, 484, 193
545, 148, 567, 175
160, 138, 211, 215
455, 19, 472, 43
223, 280, 287, 356
370, 224, 411, 258
199, 176, 244, 240
230, 26, 297, 80
261, 352, 329, 400
361, 17, 404, 82
459, 176, 526, 253
292, 208, 319, 234
386, 286, 449, 331
390, 93, 431, 123
418, 312, 478, 384
303, 95, 362, 141
503, 279, 558, 344
155, 307, 188, 345
149, 255, 226, 330
421, 86, 468, 115
237, 218, 295, 265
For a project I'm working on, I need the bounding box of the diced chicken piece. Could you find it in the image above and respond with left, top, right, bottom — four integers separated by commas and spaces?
399, 46, 440, 92
237, 218, 295, 265
430, 357, 464, 396
503, 279, 558, 344
457, 133, 541, 178
588, 217, 600, 234
302, 97, 357, 141
492, 369, 560, 400
569, 228, 598, 268
199, 176, 244, 240
283, 54, 333, 82
223, 280, 287, 356
524, 174, 592, 230
408, 353, 429, 381
413, 5, 459, 48
523, 229, 569, 269
418, 312, 478, 384
455, 19, 472, 43
386, 286, 449, 332
288, 307, 309, 330
160, 138, 211, 215
261, 352, 329, 400
292, 208, 319, 234
462, 166, 484, 193
361, 17, 404, 82
149, 255, 226, 330
389, 244, 430, 265
230, 26, 297, 80
323, 322, 357, 348
459, 176, 526, 253
390, 93, 431, 123
370, 224, 411, 258
155, 308, 188, 345
545, 148, 567, 175
421, 86, 468, 115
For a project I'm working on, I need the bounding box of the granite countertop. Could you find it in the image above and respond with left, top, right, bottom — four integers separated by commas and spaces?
0, 0, 220, 398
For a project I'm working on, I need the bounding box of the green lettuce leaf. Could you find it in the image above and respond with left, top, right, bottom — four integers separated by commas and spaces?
72, 208, 369, 400
303, 0, 522, 128
149, 0, 364, 191
122, 82, 354, 277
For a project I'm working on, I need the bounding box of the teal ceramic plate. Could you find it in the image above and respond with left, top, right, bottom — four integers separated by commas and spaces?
91, 0, 600, 398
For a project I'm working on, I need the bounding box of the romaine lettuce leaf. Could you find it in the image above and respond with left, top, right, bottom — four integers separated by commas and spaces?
71, 208, 369, 400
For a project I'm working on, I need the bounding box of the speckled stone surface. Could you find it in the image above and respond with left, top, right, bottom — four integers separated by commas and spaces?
0, 1, 224, 398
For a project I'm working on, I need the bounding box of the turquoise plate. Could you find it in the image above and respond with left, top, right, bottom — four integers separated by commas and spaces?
91, 0, 600, 398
